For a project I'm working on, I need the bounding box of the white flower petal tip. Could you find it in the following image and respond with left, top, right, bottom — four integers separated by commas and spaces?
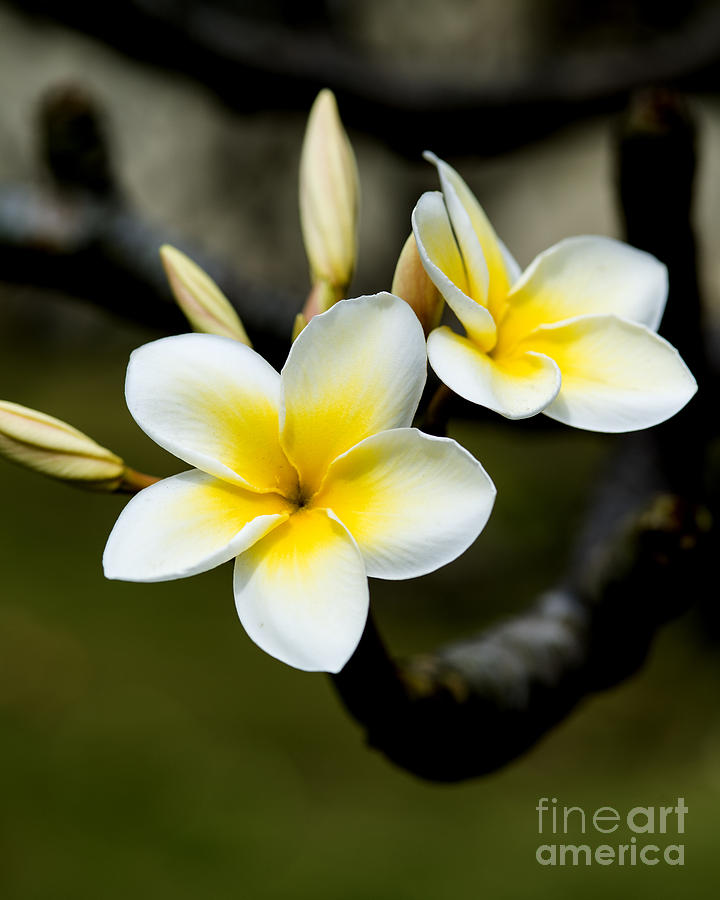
505, 235, 669, 338
411, 192, 496, 349
428, 327, 561, 420
529, 316, 698, 433
103, 471, 291, 582
316, 428, 496, 580
280, 292, 427, 494
421, 152, 521, 303
125, 332, 297, 495
234, 509, 369, 673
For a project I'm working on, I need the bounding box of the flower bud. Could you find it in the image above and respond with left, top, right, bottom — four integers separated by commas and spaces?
299, 89, 358, 309
160, 245, 251, 345
391, 233, 444, 336
291, 312, 307, 342
0, 400, 125, 490
300, 279, 341, 324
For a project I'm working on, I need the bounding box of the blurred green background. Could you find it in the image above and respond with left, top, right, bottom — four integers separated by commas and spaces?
1, 312, 718, 899
2, 2, 720, 898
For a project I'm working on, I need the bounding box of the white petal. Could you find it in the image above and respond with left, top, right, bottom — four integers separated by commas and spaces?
125, 333, 297, 495
523, 315, 697, 432
500, 236, 668, 351
315, 428, 496, 579
103, 470, 292, 582
234, 508, 369, 673
425, 152, 519, 316
412, 191, 497, 350
428, 326, 561, 419
427, 170, 489, 304
280, 293, 427, 495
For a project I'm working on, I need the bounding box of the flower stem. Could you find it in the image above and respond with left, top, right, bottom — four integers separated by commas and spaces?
118, 467, 161, 494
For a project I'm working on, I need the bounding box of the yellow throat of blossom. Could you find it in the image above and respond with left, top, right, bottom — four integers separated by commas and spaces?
103, 293, 496, 673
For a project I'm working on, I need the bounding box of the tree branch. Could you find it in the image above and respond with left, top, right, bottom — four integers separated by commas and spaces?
334, 496, 709, 781
0, 85, 299, 365
10, 1, 720, 155
331, 87, 714, 780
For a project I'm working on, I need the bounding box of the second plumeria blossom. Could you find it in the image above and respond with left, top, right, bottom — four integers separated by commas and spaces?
412, 154, 697, 431
104, 293, 495, 672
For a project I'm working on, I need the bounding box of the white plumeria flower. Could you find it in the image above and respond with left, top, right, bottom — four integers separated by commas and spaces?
413, 153, 697, 431
104, 293, 496, 672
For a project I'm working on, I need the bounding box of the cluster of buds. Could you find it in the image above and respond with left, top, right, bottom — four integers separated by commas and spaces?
155, 88, 441, 343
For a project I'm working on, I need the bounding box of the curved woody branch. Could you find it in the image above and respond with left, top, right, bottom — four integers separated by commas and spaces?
331, 88, 714, 780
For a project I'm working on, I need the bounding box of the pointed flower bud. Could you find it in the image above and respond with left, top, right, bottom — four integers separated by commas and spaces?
391, 233, 443, 336
299, 89, 358, 311
291, 312, 308, 342
0, 400, 125, 490
160, 245, 251, 345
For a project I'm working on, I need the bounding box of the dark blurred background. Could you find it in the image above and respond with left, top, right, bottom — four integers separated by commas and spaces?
1, 2, 719, 898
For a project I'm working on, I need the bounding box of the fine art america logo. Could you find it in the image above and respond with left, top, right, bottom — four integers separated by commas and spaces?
536, 797, 687, 867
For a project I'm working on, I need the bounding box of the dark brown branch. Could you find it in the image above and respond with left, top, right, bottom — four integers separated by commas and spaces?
334, 496, 709, 781
331, 87, 713, 780
0, 187, 297, 361
0, 86, 299, 365
616, 88, 711, 498
10, 2, 720, 156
